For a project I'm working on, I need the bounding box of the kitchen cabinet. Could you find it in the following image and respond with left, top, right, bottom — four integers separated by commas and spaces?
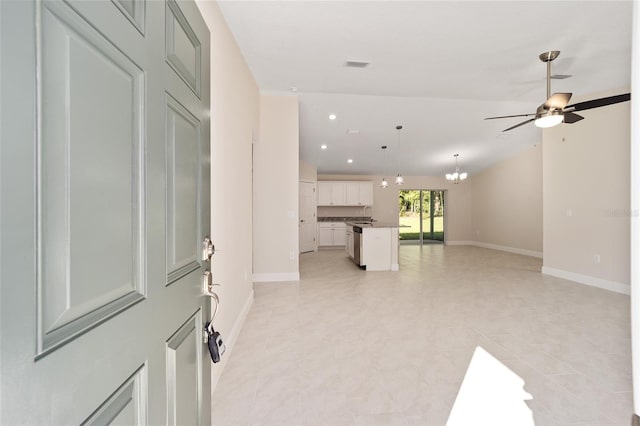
318, 182, 346, 206
345, 182, 373, 206
319, 181, 373, 206
344, 224, 399, 271
318, 222, 346, 247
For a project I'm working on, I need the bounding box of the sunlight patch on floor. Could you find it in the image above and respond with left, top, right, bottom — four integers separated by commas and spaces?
447, 346, 534, 426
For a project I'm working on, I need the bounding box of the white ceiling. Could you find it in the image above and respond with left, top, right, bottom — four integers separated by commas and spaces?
217, 0, 632, 176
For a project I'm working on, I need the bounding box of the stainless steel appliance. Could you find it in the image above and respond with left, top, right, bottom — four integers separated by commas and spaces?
353, 225, 363, 266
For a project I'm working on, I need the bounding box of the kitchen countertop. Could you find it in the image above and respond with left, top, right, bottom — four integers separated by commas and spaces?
345, 221, 400, 228
318, 216, 372, 222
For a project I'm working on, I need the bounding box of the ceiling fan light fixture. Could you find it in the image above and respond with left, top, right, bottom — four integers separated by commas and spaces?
534, 112, 564, 128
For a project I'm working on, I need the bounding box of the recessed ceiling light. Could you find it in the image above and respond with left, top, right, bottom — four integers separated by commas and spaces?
329, 114, 336, 120
321, 144, 327, 150
347, 159, 353, 164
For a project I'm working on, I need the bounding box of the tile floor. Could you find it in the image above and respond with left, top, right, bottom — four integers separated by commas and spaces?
213, 245, 632, 425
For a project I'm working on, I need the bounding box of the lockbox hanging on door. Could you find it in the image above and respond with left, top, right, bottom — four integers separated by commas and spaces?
205, 321, 226, 363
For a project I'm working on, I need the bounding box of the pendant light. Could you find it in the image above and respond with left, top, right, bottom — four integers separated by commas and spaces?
445, 154, 468, 184
395, 125, 404, 185
380, 145, 389, 188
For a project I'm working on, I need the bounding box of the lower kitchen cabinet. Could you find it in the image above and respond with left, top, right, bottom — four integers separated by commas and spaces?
318, 222, 346, 247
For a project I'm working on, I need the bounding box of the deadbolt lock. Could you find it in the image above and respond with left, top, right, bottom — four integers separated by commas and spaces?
202, 237, 215, 261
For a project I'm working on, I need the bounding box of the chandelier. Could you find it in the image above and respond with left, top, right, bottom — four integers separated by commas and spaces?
445, 154, 468, 184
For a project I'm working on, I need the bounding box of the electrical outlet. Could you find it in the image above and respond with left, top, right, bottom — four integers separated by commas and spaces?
593, 254, 601, 263
290, 251, 295, 260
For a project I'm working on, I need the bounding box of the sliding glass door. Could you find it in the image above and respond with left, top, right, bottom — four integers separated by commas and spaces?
399, 189, 445, 244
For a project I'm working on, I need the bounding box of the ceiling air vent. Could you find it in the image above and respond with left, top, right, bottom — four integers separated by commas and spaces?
550, 74, 572, 80
345, 60, 370, 68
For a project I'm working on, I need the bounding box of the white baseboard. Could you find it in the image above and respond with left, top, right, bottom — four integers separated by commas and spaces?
542, 266, 630, 295
446, 240, 474, 246
445, 241, 543, 258
472, 241, 543, 259
252, 272, 300, 282
211, 289, 254, 391
391, 263, 399, 271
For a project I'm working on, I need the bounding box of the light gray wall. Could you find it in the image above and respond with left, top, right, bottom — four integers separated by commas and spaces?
197, 0, 259, 389
253, 94, 300, 281
470, 144, 543, 254
543, 89, 631, 291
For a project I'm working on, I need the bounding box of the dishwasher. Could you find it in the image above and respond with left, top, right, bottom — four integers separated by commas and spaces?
353, 226, 363, 266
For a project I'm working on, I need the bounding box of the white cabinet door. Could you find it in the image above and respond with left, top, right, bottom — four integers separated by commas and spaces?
345, 182, 360, 206
359, 182, 374, 206
317, 182, 333, 206
334, 227, 346, 246
345, 182, 373, 206
318, 227, 334, 246
331, 182, 346, 205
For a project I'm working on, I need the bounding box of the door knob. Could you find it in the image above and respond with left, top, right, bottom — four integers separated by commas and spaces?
202, 237, 215, 261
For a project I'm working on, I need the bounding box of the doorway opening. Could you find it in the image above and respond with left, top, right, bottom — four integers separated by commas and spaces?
399, 189, 445, 245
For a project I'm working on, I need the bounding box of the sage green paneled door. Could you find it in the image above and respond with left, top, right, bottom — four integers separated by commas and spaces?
0, 0, 211, 424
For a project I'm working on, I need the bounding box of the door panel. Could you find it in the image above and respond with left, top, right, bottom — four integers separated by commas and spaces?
166, 0, 201, 97
166, 93, 202, 284
299, 181, 316, 253
82, 363, 147, 425
0, 0, 211, 423
38, 0, 146, 355
112, 0, 145, 34
166, 309, 203, 426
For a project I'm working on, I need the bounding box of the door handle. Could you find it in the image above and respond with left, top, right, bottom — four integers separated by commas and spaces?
202, 270, 213, 294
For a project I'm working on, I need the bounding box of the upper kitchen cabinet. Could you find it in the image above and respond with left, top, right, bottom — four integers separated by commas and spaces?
345, 182, 373, 206
318, 181, 346, 206
319, 181, 373, 206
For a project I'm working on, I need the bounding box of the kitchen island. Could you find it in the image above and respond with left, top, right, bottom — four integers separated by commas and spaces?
345, 222, 400, 271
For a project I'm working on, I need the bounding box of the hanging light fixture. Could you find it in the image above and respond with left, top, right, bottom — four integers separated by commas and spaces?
380, 145, 389, 188
395, 125, 404, 185
445, 154, 468, 184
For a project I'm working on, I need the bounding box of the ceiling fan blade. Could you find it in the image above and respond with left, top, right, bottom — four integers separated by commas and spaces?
502, 118, 535, 132
485, 113, 536, 120
563, 112, 584, 124
567, 93, 630, 112
544, 92, 572, 109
